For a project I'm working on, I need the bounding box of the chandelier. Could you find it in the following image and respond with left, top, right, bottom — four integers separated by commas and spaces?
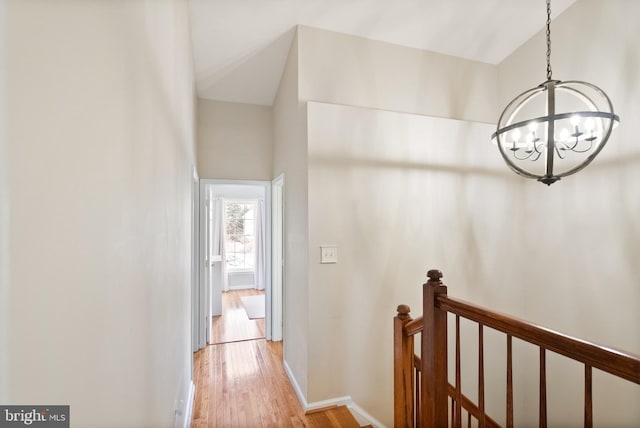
492, 0, 619, 185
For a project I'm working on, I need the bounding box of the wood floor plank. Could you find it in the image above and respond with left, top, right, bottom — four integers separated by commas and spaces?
191, 340, 364, 427
210, 289, 265, 344
193, 288, 364, 427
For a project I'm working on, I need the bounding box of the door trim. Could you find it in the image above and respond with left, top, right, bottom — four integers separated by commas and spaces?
199, 178, 275, 342
271, 174, 284, 341
191, 167, 202, 352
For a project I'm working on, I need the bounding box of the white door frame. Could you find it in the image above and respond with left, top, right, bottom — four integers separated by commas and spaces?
191, 168, 203, 352
270, 174, 284, 341
199, 179, 277, 341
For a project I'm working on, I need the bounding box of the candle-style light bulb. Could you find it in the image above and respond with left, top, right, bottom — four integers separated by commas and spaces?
559, 128, 569, 142
570, 115, 583, 138
585, 118, 594, 132
512, 129, 521, 142
570, 115, 581, 127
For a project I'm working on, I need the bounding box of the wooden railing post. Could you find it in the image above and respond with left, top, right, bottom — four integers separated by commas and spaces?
422, 269, 448, 427
394, 304, 414, 428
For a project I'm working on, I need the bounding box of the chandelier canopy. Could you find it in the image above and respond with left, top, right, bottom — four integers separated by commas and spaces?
492, 0, 619, 185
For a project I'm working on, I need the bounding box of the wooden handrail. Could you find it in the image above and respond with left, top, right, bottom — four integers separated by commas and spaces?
437, 295, 640, 384
394, 268, 640, 428
403, 316, 423, 336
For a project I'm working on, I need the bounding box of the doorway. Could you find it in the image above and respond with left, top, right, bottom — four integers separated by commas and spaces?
197, 179, 282, 347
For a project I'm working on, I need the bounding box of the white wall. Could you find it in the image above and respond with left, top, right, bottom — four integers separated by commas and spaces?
197, 99, 273, 180
498, 1, 640, 425
307, 102, 522, 426
297, 25, 507, 423
208, 183, 266, 200
294, 13, 639, 425
4, 1, 196, 426
299, 26, 498, 124
272, 31, 310, 398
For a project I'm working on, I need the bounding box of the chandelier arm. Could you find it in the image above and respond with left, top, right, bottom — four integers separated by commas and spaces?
496, 140, 543, 179
513, 150, 535, 161
495, 86, 546, 179
571, 145, 593, 154
563, 138, 579, 151
569, 137, 594, 153
553, 122, 614, 178
496, 134, 542, 179
554, 145, 567, 159
530, 150, 543, 162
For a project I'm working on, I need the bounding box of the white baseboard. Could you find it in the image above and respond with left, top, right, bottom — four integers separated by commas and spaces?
183, 381, 195, 428
174, 380, 195, 428
283, 360, 307, 409
282, 360, 386, 428
347, 401, 386, 428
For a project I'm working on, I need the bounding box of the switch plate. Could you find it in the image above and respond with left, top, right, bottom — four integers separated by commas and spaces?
320, 246, 338, 263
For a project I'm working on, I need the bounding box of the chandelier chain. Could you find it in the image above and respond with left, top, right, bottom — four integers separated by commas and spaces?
546, 0, 552, 80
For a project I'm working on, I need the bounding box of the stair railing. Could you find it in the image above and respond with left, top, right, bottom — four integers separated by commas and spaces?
394, 269, 640, 428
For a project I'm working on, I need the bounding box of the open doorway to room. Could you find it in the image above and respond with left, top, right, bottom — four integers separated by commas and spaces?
211, 198, 265, 343
197, 179, 281, 346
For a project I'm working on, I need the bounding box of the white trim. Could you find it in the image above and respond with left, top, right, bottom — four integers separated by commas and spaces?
198, 183, 210, 347
283, 359, 306, 409
347, 402, 387, 428
282, 360, 386, 427
306, 396, 352, 413
270, 173, 284, 341
183, 381, 196, 428
191, 168, 202, 352
173, 381, 195, 428
199, 179, 273, 340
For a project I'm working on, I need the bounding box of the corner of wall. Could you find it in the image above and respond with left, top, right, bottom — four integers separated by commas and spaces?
272, 22, 311, 398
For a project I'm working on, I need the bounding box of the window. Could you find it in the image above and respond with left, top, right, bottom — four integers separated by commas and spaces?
225, 201, 256, 271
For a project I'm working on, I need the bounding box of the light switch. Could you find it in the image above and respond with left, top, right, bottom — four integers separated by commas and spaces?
320, 246, 338, 264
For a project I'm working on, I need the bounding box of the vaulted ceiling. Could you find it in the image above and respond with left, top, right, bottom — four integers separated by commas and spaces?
188, 0, 575, 106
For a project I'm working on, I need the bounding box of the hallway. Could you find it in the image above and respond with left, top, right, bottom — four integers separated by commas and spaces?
191, 288, 365, 427
193, 286, 298, 426
191, 339, 308, 427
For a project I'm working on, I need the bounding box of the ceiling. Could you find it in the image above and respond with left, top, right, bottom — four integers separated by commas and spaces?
188, 0, 576, 106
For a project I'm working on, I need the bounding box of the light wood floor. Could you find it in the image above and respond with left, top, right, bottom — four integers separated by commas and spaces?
192, 339, 304, 427
192, 289, 365, 427
191, 339, 364, 427
210, 289, 265, 344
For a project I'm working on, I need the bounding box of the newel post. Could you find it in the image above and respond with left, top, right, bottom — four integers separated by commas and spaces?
394, 304, 414, 428
421, 269, 448, 427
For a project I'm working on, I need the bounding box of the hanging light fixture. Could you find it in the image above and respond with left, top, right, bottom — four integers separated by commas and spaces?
492, 0, 619, 185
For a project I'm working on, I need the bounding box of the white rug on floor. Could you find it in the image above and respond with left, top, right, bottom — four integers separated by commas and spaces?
241, 294, 265, 319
